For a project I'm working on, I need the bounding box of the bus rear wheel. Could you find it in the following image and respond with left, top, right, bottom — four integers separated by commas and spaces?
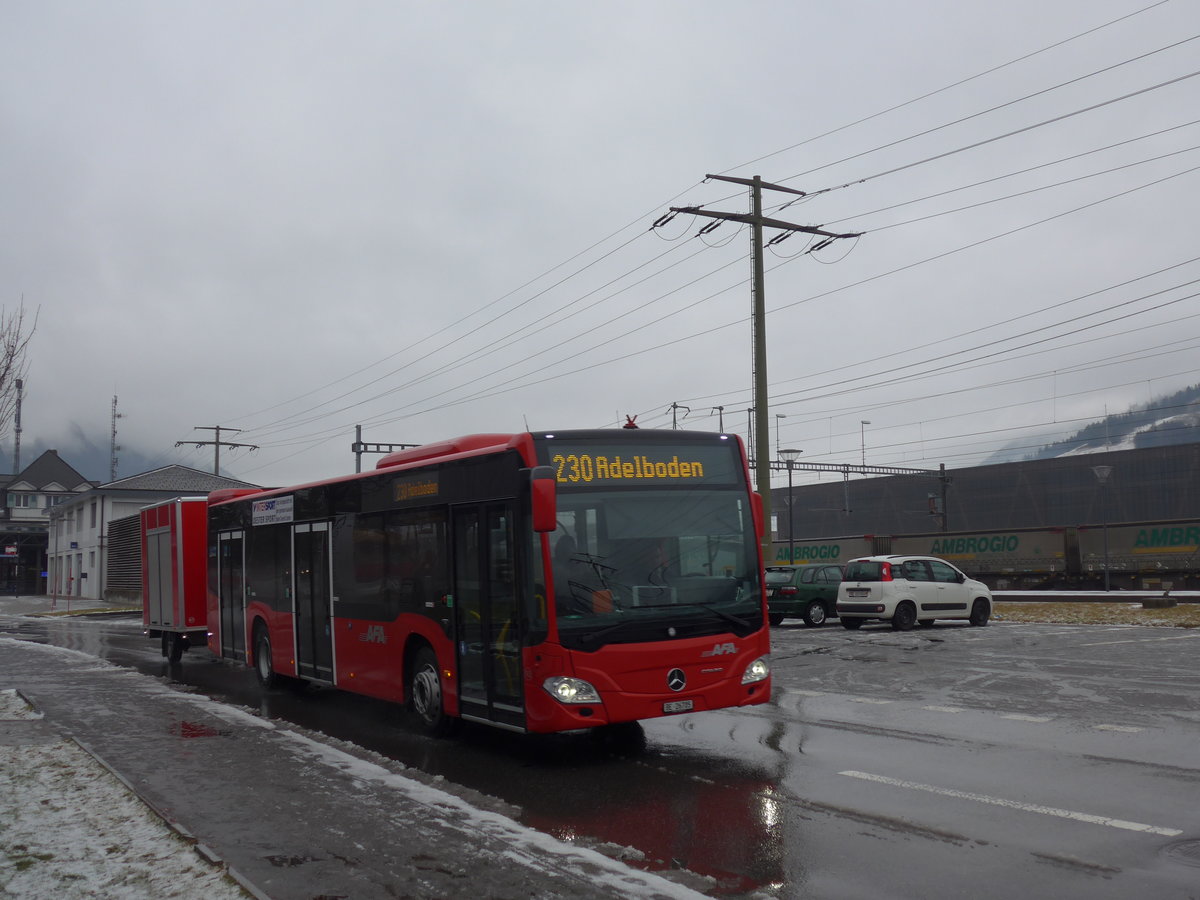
254, 628, 279, 689
409, 646, 453, 737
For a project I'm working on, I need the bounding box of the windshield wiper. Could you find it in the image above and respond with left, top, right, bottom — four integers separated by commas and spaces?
682, 602, 751, 631
576, 617, 642, 647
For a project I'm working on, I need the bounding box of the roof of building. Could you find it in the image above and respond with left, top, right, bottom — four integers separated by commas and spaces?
95, 465, 259, 493
2, 449, 94, 492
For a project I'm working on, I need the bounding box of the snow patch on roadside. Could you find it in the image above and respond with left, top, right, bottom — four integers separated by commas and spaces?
0, 692, 249, 899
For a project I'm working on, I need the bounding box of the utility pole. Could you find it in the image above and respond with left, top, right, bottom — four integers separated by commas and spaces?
176, 426, 259, 475
668, 174, 862, 556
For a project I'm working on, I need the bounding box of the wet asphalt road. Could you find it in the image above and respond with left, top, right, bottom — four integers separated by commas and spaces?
4, 609, 1199, 899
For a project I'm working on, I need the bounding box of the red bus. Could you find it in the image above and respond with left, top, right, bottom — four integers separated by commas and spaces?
205, 429, 771, 735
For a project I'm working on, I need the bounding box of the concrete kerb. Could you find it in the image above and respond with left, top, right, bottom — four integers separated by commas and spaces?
10, 684, 271, 900
69, 734, 272, 900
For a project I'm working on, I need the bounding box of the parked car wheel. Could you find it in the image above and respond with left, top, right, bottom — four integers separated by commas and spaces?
802, 602, 827, 628
969, 598, 991, 627
891, 601, 917, 631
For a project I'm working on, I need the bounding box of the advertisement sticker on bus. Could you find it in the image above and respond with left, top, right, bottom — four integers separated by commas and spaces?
252, 496, 294, 526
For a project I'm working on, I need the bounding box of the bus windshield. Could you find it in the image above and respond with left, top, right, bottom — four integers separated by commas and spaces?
548, 488, 762, 649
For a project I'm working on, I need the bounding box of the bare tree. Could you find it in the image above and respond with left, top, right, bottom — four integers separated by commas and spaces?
0, 302, 38, 446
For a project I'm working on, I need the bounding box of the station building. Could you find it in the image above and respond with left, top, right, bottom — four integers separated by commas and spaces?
46, 465, 258, 603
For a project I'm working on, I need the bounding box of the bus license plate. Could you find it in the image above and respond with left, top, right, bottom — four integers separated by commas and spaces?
663, 699, 694, 714
848, 588, 869, 598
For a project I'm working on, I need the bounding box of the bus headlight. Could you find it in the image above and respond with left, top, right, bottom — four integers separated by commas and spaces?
741, 656, 770, 685
543, 676, 601, 704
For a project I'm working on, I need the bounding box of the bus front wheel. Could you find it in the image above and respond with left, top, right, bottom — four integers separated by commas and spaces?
409, 646, 453, 737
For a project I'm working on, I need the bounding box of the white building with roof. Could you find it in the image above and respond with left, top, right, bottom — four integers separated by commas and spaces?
47, 465, 258, 602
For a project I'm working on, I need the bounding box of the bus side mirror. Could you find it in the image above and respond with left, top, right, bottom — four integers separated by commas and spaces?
528, 466, 558, 533
751, 491, 765, 539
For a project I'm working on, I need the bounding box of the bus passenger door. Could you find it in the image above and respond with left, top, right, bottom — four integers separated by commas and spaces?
217, 530, 246, 661
293, 522, 334, 682
452, 503, 523, 730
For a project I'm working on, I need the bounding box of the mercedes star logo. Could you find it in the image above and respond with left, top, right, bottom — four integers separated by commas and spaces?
667, 668, 686, 692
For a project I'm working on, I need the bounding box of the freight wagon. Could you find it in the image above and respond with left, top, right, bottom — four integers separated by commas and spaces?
771, 518, 1200, 591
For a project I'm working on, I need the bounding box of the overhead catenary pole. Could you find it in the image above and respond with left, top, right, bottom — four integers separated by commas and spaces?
667, 402, 690, 430
176, 426, 259, 475
352, 425, 419, 473
669, 174, 862, 556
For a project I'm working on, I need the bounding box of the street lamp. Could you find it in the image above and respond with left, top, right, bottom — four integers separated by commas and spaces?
1092, 465, 1113, 591
779, 448, 803, 564
860, 420, 871, 466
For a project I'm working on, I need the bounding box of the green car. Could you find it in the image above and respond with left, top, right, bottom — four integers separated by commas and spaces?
765, 564, 843, 627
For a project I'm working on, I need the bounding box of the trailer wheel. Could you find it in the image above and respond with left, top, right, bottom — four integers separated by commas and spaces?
167, 633, 186, 663
409, 645, 453, 737
254, 628, 279, 689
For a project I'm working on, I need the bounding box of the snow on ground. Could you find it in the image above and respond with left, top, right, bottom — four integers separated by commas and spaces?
993, 600, 1200, 627
0, 689, 251, 900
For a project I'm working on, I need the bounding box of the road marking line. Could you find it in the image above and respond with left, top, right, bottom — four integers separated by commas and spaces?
785, 690, 825, 697
1001, 713, 1052, 722
1079, 634, 1200, 647
1094, 724, 1143, 733
849, 698, 891, 705
923, 705, 964, 713
838, 770, 1182, 837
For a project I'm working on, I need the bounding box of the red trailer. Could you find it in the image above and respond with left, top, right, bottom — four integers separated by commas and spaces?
141, 497, 209, 662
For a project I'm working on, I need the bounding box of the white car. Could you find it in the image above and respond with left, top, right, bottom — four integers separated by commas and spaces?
836, 555, 992, 631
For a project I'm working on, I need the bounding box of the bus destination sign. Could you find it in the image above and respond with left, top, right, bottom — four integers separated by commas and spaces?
394, 474, 440, 503
547, 443, 741, 486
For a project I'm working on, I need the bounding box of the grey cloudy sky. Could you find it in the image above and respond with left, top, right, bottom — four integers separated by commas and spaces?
2, 0, 1197, 489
